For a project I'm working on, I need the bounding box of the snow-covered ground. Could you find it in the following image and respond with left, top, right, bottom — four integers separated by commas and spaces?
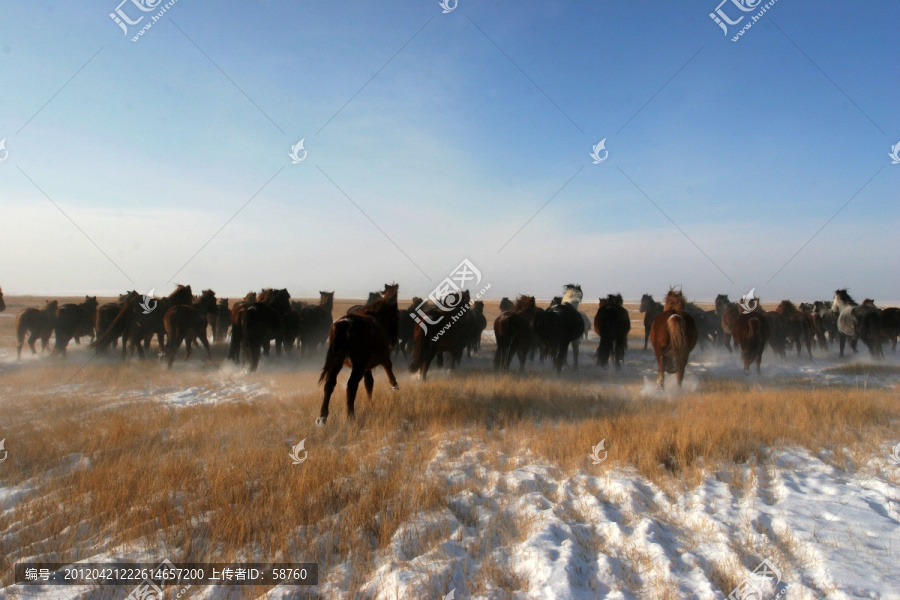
4, 440, 898, 599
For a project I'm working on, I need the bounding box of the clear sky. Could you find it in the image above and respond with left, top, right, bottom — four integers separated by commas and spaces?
1, 0, 897, 303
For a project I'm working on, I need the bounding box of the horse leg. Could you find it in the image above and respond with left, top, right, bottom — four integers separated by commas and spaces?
346, 366, 365, 418
184, 336, 193, 360
28, 332, 39, 355
572, 341, 579, 372
850, 337, 858, 354
198, 332, 212, 360
656, 355, 665, 389
643, 326, 650, 351
838, 334, 846, 357
363, 370, 374, 401
383, 360, 400, 390
317, 363, 344, 426
676, 366, 685, 387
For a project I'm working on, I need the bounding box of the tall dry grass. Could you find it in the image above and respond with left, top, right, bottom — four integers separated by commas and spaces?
1, 356, 898, 597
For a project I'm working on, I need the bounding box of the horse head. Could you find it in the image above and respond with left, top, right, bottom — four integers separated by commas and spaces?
664, 289, 687, 312
640, 294, 655, 313
833, 289, 856, 312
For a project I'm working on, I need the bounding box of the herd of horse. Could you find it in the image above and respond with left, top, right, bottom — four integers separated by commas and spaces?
5, 283, 899, 425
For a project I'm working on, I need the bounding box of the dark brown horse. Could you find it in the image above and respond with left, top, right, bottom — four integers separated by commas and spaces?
214, 298, 230, 343
234, 288, 291, 371
16, 300, 58, 358
650, 289, 698, 389
639, 294, 663, 350
94, 286, 193, 359
494, 295, 537, 372
533, 284, 586, 373
732, 308, 770, 374
466, 300, 488, 356
594, 294, 631, 370
318, 283, 400, 425
347, 291, 384, 315
52, 296, 99, 357
95, 293, 135, 352
764, 310, 787, 359
410, 290, 473, 379
162, 289, 217, 368
397, 297, 424, 358
880, 307, 900, 352
776, 300, 812, 358
297, 291, 335, 357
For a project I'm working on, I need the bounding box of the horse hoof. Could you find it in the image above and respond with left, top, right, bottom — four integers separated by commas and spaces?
315, 417, 326, 427
391, 385, 399, 391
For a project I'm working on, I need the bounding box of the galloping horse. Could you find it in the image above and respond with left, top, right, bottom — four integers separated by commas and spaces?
639, 294, 663, 350
410, 290, 473, 379
832, 289, 882, 359
764, 310, 787, 359
16, 300, 58, 358
95, 292, 138, 351
162, 289, 217, 368
799, 302, 829, 350
533, 284, 586, 373
650, 289, 698, 389
297, 291, 335, 357
715, 294, 739, 352
732, 305, 770, 374
236, 288, 291, 371
594, 294, 631, 370
52, 296, 99, 357
776, 300, 812, 358
466, 300, 488, 356
397, 297, 423, 358
813, 300, 838, 346
318, 283, 400, 425
494, 295, 537, 372
214, 298, 230, 343
94, 286, 193, 359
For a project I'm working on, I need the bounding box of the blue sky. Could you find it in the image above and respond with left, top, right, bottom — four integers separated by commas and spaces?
1, 0, 897, 302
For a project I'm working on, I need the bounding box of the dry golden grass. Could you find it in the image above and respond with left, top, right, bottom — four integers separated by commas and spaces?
1, 354, 898, 595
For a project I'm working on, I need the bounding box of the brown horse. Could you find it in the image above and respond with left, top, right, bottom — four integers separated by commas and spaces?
16, 300, 58, 358
494, 295, 537, 372
776, 300, 812, 358
732, 309, 770, 374
649, 289, 698, 389
297, 291, 335, 357
639, 294, 663, 350
52, 296, 99, 357
594, 294, 631, 370
162, 289, 217, 368
410, 290, 473, 379
799, 302, 829, 350
317, 283, 400, 425
715, 294, 739, 352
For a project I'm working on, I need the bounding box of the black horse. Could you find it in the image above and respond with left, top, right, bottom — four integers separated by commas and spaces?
532, 284, 586, 373
594, 294, 631, 370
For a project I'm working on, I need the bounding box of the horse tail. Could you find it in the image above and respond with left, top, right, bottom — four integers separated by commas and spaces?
319, 318, 351, 384
748, 316, 762, 350
92, 301, 133, 351
667, 314, 686, 359
16, 312, 29, 346
409, 326, 429, 373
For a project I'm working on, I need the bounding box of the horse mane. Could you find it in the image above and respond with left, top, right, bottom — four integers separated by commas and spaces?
561, 284, 583, 307
244, 291, 257, 302
776, 300, 798, 316
603, 293, 624, 306
513, 295, 536, 312
863, 298, 876, 306
835, 289, 857, 306
664, 289, 686, 311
